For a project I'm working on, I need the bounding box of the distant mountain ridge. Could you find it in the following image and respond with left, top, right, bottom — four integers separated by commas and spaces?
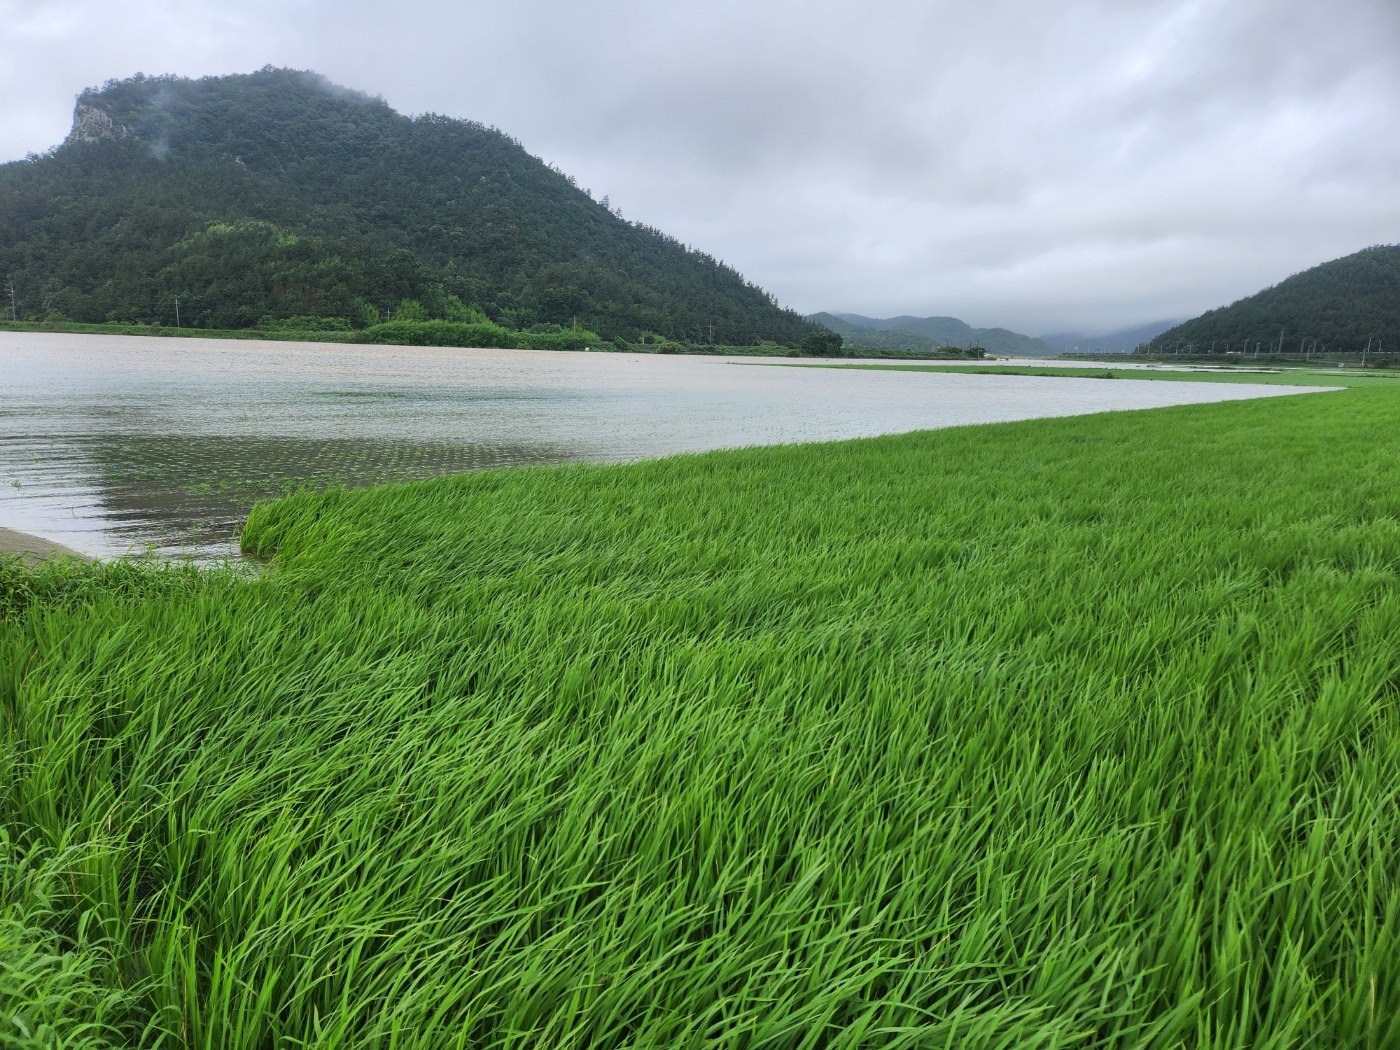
0, 68, 816, 344
809, 313, 1056, 356
1144, 246, 1400, 355
1039, 321, 1181, 355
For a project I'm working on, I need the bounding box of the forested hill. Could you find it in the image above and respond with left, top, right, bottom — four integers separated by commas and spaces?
1143, 246, 1400, 355
0, 68, 817, 344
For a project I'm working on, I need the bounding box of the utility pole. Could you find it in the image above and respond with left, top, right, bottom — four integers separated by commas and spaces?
6, 282, 15, 323
174, 297, 181, 329
706, 321, 714, 345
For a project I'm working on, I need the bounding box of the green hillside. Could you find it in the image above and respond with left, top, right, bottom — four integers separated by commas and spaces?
0, 69, 817, 345
1144, 245, 1400, 355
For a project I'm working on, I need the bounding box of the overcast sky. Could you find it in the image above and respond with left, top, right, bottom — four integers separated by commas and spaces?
3, 0, 1398, 334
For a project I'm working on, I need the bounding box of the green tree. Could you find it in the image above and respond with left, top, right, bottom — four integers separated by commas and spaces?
801, 330, 844, 357
444, 294, 489, 324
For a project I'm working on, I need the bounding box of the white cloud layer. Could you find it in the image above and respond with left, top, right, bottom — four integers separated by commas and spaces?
2, 0, 1397, 333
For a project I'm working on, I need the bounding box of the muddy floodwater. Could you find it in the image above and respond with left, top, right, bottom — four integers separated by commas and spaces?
0, 333, 1328, 560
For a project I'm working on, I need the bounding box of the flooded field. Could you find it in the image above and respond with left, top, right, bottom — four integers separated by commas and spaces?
0, 333, 1328, 559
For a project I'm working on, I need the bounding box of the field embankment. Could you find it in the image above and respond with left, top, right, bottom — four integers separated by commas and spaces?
3, 390, 1399, 1046
0, 528, 90, 566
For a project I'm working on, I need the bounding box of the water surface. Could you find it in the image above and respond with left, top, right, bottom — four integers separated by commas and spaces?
0, 333, 1326, 559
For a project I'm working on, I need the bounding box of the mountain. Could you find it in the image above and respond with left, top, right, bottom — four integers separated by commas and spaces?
1144, 246, 1400, 355
807, 314, 940, 352
812, 313, 1057, 356
0, 68, 816, 345
1038, 321, 1181, 355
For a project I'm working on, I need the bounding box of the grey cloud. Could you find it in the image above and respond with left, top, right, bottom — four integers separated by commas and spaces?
2, 0, 1397, 333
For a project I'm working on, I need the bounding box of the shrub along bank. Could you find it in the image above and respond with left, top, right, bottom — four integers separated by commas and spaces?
4, 386, 1399, 1046
359, 319, 554, 349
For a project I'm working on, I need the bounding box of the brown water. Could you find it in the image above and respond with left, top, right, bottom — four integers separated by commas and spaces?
0, 333, 1326, 560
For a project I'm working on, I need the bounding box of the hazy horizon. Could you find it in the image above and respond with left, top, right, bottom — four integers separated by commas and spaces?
3, 0, 1397, 334
820, 312, 1183, 342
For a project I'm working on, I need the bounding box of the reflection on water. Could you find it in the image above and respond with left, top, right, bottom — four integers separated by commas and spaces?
2, 434, 568, 558
0, 333, 1323, 560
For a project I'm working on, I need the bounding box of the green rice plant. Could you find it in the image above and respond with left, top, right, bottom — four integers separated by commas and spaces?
4, 388, 1400, 1046
0, 835, 134, 1048
0, 557, 209, 625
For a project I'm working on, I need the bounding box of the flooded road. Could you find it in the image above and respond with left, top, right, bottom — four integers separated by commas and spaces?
0, 333, 1327, 559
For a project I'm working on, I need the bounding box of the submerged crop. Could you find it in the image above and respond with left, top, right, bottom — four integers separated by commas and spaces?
3, 388, 1399, 1047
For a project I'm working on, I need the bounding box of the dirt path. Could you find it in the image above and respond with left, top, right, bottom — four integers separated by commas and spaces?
0, 527, 92, 566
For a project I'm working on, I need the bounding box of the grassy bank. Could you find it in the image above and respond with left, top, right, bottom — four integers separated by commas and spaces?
5, 387, 1400, 1046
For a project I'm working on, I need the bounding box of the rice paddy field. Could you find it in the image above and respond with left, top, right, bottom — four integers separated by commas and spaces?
0, 333, 1319, 561
4, 384, 1400, 1047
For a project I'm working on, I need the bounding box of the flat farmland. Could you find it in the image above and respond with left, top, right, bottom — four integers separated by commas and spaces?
3, 387, 1398, 1048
